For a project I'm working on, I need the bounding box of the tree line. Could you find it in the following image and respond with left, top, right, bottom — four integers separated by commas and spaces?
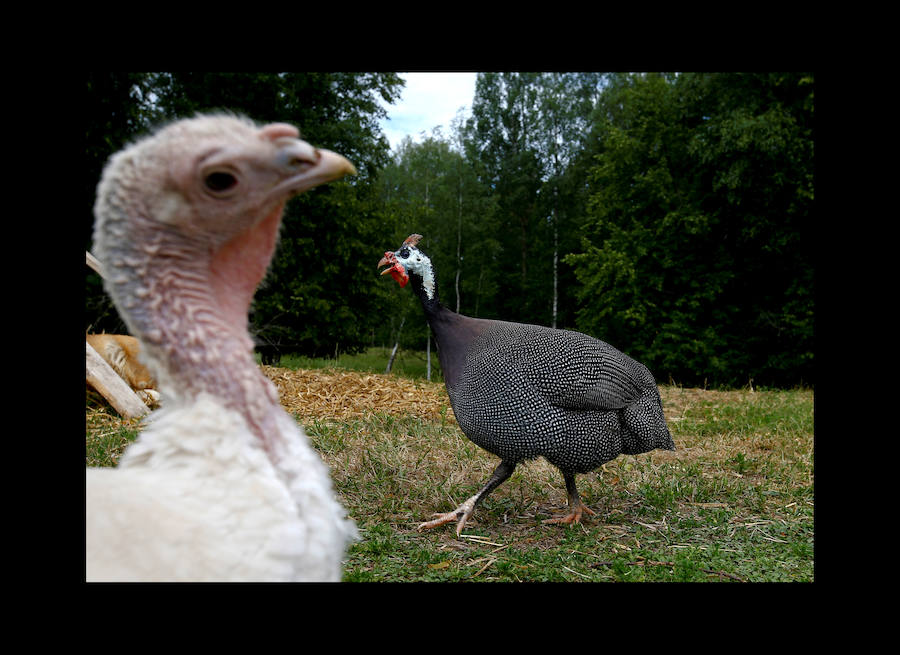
84, 72, 813, 389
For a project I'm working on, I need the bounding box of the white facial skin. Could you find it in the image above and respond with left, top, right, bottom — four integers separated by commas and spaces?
395, 246, 436, 300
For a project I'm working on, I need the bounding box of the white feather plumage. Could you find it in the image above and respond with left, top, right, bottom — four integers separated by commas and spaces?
87, 395, 352, 582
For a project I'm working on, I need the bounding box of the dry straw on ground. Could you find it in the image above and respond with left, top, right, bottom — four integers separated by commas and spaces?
260, 366, 456, 423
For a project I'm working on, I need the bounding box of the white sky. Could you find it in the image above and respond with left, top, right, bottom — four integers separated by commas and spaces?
379, 72, 478, 151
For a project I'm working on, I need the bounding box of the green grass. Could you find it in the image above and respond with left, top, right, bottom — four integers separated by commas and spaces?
261, 346, 444, 381
314, 390, 813, 582
86, 353, 814, 583
85, 397, 142, 467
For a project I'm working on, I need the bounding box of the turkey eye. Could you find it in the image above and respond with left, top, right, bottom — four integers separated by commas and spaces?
204, 171, 238, 193
399, 248, 410, 258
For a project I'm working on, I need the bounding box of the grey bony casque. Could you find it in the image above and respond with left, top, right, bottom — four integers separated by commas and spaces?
378, 234, 675, 536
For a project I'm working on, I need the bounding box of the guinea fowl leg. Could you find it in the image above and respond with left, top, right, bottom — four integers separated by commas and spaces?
418, 460, 517, 536
542, 473, 596, 525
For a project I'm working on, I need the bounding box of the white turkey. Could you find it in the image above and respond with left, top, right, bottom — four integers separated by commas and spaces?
86, 114, 357, 581
378, 234, 674, 536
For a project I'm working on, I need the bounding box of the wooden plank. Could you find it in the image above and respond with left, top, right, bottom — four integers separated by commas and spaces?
86, 341, 149, 419
86, 251, 103, 277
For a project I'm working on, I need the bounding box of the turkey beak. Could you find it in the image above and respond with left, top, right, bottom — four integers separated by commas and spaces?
276, 141, 357, 197
378, 252, 410, 287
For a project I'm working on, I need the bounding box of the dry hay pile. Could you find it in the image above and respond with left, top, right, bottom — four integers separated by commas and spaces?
260, 365, 456, 424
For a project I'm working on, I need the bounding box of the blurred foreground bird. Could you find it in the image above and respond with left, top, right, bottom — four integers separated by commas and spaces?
86, 114, 357, 581
378, 234, 674, 536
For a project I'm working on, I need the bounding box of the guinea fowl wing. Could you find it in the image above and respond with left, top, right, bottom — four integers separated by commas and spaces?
484, 321, 647, 412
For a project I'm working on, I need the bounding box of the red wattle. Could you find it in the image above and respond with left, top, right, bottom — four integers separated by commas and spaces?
390, 265, 409, 287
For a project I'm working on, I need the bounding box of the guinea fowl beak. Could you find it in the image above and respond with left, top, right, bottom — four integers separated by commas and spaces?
378, 251, 409, 287
277, 144, 357, 197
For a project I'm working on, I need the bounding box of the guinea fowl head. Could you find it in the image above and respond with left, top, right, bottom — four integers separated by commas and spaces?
93, 114, 355, 442
378, 233, 438, 300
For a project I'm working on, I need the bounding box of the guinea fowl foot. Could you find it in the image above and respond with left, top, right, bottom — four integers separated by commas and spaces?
417, 497, 477, 536
542, 501, 596, 526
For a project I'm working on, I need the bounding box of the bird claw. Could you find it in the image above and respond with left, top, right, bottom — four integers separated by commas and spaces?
417, 499, 476, 536
417, 511, 460, 531
542, 502, 596, 526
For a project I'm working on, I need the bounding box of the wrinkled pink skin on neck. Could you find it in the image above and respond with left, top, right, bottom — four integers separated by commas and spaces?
131, 206, 285, 449
209, 203, 285, 337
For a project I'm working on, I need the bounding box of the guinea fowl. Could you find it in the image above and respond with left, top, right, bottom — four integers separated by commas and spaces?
378, 234, 674, 535
86, 114, 357, 581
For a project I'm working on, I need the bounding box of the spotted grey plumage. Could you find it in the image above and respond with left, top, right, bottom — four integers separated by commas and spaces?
378, 234, 674, 535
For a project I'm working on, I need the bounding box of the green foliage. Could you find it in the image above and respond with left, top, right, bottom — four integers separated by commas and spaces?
464, 73, 551, 324
85, 71, 813, 388
85, 72, 403, 359
566, 72, 814, 387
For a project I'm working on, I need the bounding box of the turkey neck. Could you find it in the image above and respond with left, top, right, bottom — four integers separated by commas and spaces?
408, 272, 484, 390
102, 210, 284, 449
